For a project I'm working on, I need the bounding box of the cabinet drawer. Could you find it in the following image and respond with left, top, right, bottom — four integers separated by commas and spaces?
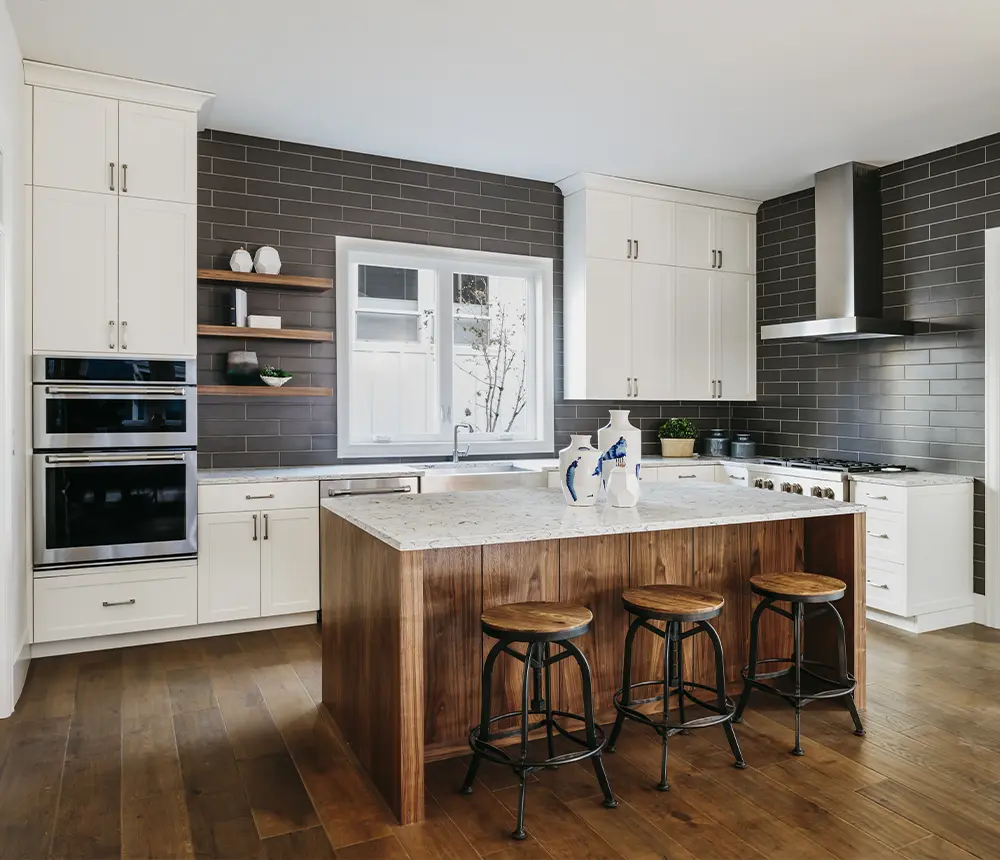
717, 464, 749, 486
865, 514, 906, 564
198, 480, 317, 514
660, 465, 717, 482
637, 466, 659, 482
865, 560, 907, 615
34, 561, 197, 643
854, 483, 906, 514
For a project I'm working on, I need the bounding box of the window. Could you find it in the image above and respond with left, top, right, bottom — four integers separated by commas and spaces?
337, 237, 553, 459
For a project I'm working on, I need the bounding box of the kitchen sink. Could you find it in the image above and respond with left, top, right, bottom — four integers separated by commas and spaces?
413, 461, 548, 492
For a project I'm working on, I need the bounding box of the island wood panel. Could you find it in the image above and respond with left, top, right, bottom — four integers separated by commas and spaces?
481, 540, 559, 731
748, 519, 805, 666
320, 516, 424, 825
803, 513, 867, 708
691, 524, 751, 688
422, 547, 482, 753
557, 535, 629, 718
627, 529, 695, 697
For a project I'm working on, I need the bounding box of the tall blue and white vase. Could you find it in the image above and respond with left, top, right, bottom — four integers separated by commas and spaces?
558, 434, 601, 507
596, 410, 642, 496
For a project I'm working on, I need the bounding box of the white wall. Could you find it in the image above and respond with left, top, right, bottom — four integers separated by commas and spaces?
0, 3, 25, 716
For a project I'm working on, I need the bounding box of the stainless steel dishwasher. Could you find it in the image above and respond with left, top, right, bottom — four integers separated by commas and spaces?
319, 475, 419, 500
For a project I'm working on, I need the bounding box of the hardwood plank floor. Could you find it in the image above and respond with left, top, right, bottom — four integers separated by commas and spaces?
1, 621, 1000, 858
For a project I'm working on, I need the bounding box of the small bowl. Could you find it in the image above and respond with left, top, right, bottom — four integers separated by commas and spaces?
261, 375, 292, 387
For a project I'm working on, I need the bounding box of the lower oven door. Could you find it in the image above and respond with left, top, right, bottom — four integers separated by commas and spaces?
34, 449, 197, 569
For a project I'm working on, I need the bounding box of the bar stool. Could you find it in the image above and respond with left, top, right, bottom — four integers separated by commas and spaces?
460, 601, 617, 840
733, 572, 865, 756
607, 585, 746, 791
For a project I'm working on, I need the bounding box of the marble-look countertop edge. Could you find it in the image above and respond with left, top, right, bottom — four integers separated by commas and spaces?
848, 472, 974, 487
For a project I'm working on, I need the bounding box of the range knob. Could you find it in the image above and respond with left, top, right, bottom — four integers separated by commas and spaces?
753, 478, 763, 488
791, 483, 803, 494
811, 486, 823, 497
780, 482, 792, 493
823, 487, 836, 499
763, 479, 774, 490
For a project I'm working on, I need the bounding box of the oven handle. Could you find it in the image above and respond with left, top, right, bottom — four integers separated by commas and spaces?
43, 386, 189, 397
44, 452, 189, 464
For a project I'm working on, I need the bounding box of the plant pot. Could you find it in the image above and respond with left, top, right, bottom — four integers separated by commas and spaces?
660, 438, 696, 458
261, 375, 292, 387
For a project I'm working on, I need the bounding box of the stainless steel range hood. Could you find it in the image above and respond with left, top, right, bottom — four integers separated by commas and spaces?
760, 162, 913, 342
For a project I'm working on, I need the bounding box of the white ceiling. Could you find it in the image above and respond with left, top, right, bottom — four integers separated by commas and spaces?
9, 0, 1000, 200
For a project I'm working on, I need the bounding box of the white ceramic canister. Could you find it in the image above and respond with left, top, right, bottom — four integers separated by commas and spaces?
557, 434, 601, 506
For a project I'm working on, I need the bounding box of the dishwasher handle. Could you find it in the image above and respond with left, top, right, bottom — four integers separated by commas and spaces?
327, 486, 413, 497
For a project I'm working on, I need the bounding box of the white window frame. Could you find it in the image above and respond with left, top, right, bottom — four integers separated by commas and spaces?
336, 236, 554, 459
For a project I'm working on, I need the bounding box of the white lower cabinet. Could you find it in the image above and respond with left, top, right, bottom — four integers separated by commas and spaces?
658, 464, 717, 483
197, 511, 263, 623
260, 508, 319, 617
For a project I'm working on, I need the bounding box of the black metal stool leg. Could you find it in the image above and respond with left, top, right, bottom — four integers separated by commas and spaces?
543, 642, 557, 760
512, 641, 534, 840
562, 639, 617, 809
657, 621, 673, 791
462, 637, 507, 795
608, 615, 642, 752
674, 621, 688, 731
827, 602, 865, 737
734, 597, 770, 723
792, 602, 804, 756
700, 620, 747, 769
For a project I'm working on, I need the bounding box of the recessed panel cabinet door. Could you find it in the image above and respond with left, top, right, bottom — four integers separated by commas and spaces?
583, 257, 632, 400
33, 188, 119, 354
118, 102, 198, 204
674, 204, 715, 270
118, 197, 196, 356
33, 88, 118, 194
630, 263, 674, 400
672, 267, 714, 400
715, 272, 756, 402
260, 507, 319, 617
585, 190, 632, 261
629, 197, 674, 266
716, 210, 756, 275
197, 512, 261, 623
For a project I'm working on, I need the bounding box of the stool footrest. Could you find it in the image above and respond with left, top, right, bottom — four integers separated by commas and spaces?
469, 710, 606, 772
612, 679, 736, 735
741, 659, 857, 707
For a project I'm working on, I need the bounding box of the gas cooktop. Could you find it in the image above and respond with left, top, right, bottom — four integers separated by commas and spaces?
756, 457, 910, 474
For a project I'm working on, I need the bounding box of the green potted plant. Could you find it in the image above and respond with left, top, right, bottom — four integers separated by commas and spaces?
260, 365, 293, 388
658, 418, 698, 458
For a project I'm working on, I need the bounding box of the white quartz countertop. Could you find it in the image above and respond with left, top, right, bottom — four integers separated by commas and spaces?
321, 482, 864, 551
849, 471, 973, 488
197, 464, 427, 485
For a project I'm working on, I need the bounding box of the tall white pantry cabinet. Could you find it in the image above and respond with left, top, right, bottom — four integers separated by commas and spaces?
558, 173, 759, 402
25, 63, 210, 358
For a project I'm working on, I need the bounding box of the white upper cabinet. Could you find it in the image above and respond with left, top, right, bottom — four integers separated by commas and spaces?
674, 204, 715, 270
118, 197, 197, 357
675, 204, 756, 274
716, 210, 756, 275
575, 186, 675, 265
629, 197, 674, 266
578, 257, 632, 400
584, 190, 632, 261
33, 187, 119, 354
33, 89, 118, 195
119, 102, 198, 204
672, 268, 714, 400
629, 263, 673, 400
714, 273, 756, 401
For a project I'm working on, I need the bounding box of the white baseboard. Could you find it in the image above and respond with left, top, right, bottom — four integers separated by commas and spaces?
974, 593, 992, 627
867, 604, 975, 634
30, 611, 317, 659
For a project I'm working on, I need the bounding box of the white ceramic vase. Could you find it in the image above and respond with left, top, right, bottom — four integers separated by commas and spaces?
253, 245, 282, 275
230, 247, 253, 273
606, 465, 640, 508
558, 434, 601, 507
597, 410, 642, 492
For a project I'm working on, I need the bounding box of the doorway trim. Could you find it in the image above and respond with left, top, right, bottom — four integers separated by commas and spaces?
983, 227, 1000, 627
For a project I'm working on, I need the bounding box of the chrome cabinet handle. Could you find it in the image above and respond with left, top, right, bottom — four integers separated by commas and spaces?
121, 320, 128, 350
108, 319, 115, 349
718, 249, 723, 269
252, 514, 258, 541
245, 493, 275, 500
867, 581, 889, 590
327, 486, 412, 496
633, 240, 639, 260
102, 598, 135, 607
634, 376, 639, 398
678, 474, 697, 479
626, 239, 632, 259
730, 474, 746, 481
122, 163, 128, 193
712, 249, 717, 268
263, 513, 269, 540
711, 379, 718, 398
867, 531, 890, 540
718, 378, 722, 398
109, 162, 115, 192
626, 376, 633, 397
868, 494, 889, 501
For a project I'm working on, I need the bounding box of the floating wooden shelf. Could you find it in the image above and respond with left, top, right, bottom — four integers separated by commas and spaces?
198, 385, 333, 398
196, 268, 333, 291
197, 324, 333, 342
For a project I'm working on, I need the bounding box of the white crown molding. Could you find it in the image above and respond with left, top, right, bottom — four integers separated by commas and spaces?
23, 60, 214, 114
556, 171, 761, 214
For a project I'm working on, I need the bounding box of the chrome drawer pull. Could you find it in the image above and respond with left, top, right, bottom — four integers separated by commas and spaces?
245, 493, 275, 500
678, 474, 697, 479
867, 531, 890, 540
867, 495, 889, 501
866, 581, 889, 590
729, 475, 745, 480
102, 598, 136, 607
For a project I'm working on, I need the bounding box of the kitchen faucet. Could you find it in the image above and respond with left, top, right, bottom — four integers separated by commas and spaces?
453, 423, 474, 463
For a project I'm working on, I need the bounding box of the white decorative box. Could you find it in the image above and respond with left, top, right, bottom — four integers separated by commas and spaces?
247, 315, 281, 329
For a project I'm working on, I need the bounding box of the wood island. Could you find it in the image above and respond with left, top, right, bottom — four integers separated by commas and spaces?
320, 482, 866, 825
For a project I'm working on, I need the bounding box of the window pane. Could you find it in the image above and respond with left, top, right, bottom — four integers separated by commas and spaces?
453, 274, 532, 435
360, 265, 418, 302
356, 312, 419, 342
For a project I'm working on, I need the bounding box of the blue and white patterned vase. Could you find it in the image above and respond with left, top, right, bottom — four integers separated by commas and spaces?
558, 434, 601, 507
597, 410, 642, 497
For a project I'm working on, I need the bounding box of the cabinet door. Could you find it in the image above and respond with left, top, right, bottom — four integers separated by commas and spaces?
119, 197, 197, 356
585, 190, 631, 261
630, 263, 673, 400
674, 204, 715, 270
715, 273, 756, 402
34, 88, 118, 194
119, 102, 198, 204
582, 257, 632, 399
629, 197, 674, 266
716, 210, 756, 275
197, 512, 261, 623
672, 268, 715, 400
260, 507, 319, 617
33, 188, 119, 354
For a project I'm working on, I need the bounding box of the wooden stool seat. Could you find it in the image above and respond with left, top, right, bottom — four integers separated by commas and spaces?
480, 601, 592, 639
621, 585, 724, 622
749, 572, 846, 603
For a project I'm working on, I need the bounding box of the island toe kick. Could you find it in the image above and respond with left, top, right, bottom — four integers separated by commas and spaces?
320, 506, 865, 825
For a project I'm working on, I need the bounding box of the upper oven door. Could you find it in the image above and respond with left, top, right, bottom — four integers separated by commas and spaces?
33, 449, 197, 568
34, 384, 196, 449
